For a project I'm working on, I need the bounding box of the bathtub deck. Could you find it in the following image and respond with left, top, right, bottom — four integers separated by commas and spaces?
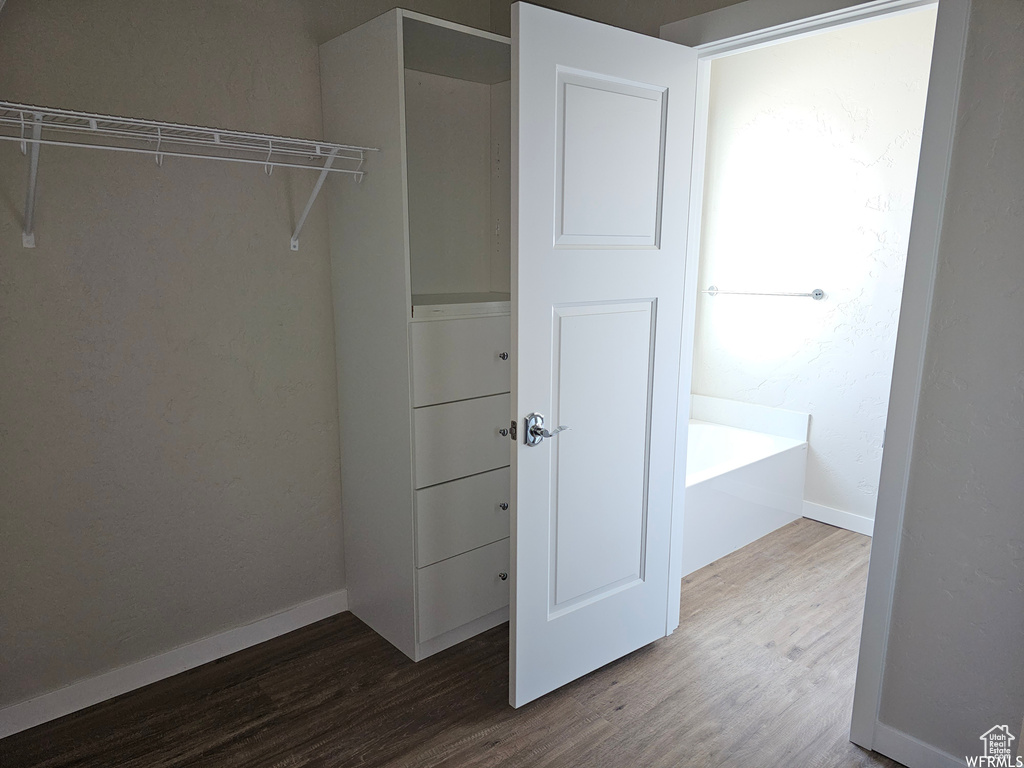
683, 419, 809, 576
0, 519, 898, 768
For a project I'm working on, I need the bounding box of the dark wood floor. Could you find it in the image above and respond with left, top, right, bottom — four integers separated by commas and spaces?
0, 518, 900, 767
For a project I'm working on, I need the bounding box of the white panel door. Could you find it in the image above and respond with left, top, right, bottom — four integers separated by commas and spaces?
511, 3, 697, 707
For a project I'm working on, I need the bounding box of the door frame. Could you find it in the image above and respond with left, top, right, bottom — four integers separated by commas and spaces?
661, 0, 970, 760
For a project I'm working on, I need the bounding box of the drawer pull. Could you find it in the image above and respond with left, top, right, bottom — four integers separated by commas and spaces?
499, 427, 510, 437
498, 572, 508, 581
498, 352, 509, 360
499, 502, 509, 511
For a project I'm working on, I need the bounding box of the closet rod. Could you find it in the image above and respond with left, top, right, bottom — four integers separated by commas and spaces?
0, 101, 378, 250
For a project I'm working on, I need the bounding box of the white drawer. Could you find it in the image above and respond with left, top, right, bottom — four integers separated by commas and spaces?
415, 468, 510, 567
413, 394, 511, 488
410, 315, 511, 407
416, 538, 509, 642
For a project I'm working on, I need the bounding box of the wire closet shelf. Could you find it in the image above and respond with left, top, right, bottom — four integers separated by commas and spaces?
0, 101, 378, 250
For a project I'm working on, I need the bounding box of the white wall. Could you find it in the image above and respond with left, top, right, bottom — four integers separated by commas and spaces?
0, 0, 489, 712
691, 8, 937, 523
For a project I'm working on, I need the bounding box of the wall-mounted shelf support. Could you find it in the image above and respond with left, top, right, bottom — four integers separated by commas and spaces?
0, 101, 377, 250
21, 112, 41, 248
291, 147, 341, 252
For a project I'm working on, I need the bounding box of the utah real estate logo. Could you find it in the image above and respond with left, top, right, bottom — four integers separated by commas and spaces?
967, 725, 1022, 767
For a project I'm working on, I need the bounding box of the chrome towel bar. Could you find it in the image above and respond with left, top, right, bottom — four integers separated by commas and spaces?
702, 285, 825, 300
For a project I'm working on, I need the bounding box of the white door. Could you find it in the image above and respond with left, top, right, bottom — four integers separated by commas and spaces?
510, 3, 698, 707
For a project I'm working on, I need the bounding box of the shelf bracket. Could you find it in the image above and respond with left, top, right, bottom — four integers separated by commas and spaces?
22, 113, 42, 248
290, 147, 342, 252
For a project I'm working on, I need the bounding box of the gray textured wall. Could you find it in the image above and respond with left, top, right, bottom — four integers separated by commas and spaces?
878, 0, 1024, 756
2, 1, 1021, 760
489, 0, 728, 36
0, 0, 489, 709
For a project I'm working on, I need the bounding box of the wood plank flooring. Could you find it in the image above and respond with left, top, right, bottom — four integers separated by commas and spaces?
0, 519, 900, 767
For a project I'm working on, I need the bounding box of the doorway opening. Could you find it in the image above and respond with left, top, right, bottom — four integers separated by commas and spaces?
674, 6, 940, 756
664, 0, 970, 755
680, 5, 936, 575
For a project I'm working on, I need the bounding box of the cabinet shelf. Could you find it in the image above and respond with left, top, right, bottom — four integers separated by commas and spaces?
412, 292, 511, 318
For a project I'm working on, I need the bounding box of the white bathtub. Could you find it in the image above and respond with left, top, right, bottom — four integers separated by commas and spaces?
682, 418, 808, 576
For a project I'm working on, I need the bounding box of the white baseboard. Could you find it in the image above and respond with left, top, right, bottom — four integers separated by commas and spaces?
0, 589, 348, 740
803, 500, 875, 536
873, 722, 966, 768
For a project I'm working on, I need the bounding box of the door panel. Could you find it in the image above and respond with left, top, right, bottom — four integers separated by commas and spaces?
551, 301, 654, 611
511, 2, 697, 707
555, 72, 667, 246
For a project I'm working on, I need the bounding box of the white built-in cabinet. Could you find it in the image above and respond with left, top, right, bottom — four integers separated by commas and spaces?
320, 11, 514, 661
322, 4, 697, 707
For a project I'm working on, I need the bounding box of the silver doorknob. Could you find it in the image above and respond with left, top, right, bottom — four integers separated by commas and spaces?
524, 412, 569, 446
498, 352, 509, 360
499, 427, 509, 437
498, 572, 508, 581
499, 502, 509, 511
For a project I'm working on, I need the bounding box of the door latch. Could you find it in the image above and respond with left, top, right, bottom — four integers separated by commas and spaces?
524, 412, 569, 446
